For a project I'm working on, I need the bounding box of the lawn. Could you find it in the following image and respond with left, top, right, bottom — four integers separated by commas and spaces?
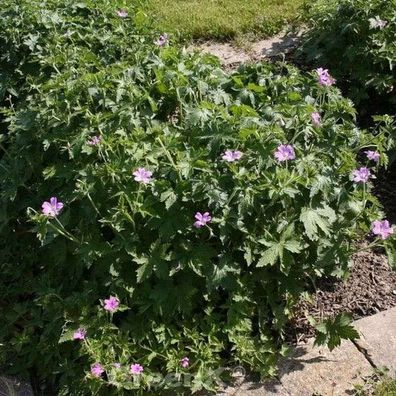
142, 0, 304, 41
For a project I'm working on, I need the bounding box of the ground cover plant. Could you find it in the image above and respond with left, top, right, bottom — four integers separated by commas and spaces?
141, 0, 303, 41
0, 0, 395, 395
298, 0, 396, 111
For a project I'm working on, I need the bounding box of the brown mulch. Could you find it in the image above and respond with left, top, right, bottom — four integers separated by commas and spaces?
288, 247, 396, 343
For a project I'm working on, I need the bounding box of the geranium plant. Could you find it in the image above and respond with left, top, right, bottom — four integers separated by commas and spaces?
0, 0, 395, 394
298, 0, 396, 109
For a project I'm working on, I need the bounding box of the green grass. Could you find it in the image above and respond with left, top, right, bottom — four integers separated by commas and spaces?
355, 373, 396, 396
142, 0, 304, 41
373, 378, 396, 396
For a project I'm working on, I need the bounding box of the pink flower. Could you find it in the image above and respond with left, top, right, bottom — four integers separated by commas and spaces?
311, 112, 321, 126
73, 328, 86, 340
41, 197, 64, 217
372, 220, 394, 240
316, 68, 336, 86
87, 136, 101, 146
114, 363, 121, 369
103, 296, 120, 312
222, 150, 243, 162
194, 212, 212, 228
180, 357, 189, 368
352, 167, 371, 183
117, 9, 128, 18
274, 144, 295, 162
365, 150, 380, 162
91, 363, 104, 378
154, 33, 168, 47
130, 363, 143, 374
133, 168, 153, 184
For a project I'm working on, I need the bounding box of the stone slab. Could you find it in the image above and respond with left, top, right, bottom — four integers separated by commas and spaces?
354, 306, 396, 377
220, 339, 372, 396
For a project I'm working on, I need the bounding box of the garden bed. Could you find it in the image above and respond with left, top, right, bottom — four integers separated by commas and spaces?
1, 0, 395, 394
290, 245, 396, 343
289, 163, 396, 343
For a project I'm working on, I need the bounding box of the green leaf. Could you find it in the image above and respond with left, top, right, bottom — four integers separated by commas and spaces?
284, 240, 302, 253
300, 205, 336, 241
244, 245, 253, 266
58, 329, 76, 343
135, 256, 153, 283
160, 190, 177, 209
257, 244, 279, 267
314, 313, 359, 351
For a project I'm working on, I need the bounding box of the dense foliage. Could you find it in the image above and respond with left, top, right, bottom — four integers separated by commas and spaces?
299, 0, 396, 109
1, 0, 395, 394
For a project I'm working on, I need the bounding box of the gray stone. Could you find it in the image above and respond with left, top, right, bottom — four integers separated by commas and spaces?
354, 306, 396, 377
221, 339, 372, 395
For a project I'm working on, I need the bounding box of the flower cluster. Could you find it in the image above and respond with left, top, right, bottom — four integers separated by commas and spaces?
41, 197, 64, 217
372, 220, 394, 240
316, 68, 336, 86
274, 144, 295, 162
91, 363, 104, 378
222, 150, 243, 162
103, 296, 120, 312
154, 33, 168, 47
365, 150, 380, 162
194, 212, 211, 228
130, 363, 144, 375
73, 328, 87, 340
311, 111, 321, 126
352, 167, 371, 183
87, 136, 101, 146
133, 168, 153, 184
180, 357, 189, 368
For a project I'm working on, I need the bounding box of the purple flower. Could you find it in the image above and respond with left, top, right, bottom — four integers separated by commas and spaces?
365, 150, 380, 162
369, 16, 387, 29
91, 363, 104, 378
154, 33, 168, 47
352, 167, 371, 183
372, 220, 394, 240
222, 150, 243, 162
194, 212, 212, 228
73, 328, 87, 340
130, 363, 143, 374
316, 68, 336, 86
311, 112, 321, 126
87, 135, 101, 146
114, 363, 121, 369
180, 357, 189, 368
133, 168, 153, 184
274, 144, 296, 162
117, 9, 128, 18
103, 296, 120, 312
42, 197, 64, 217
